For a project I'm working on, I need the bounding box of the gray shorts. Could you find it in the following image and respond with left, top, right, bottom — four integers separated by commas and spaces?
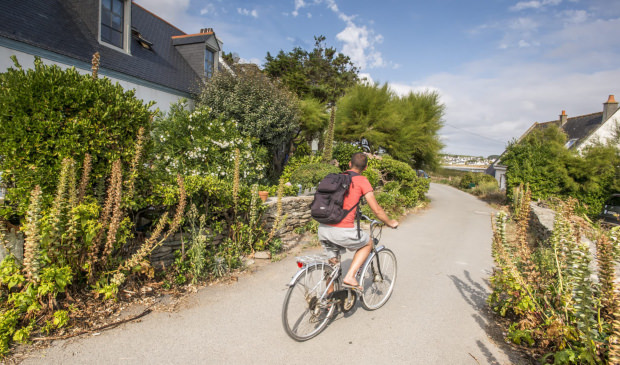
317, 224, 370, 259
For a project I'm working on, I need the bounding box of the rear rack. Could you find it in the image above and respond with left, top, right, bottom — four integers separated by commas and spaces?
295, 254, 331, 266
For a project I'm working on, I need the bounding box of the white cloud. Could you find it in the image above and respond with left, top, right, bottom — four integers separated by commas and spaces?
336, 22, 384, 69
561, 9, 588, 23
307, 12, 312, 18
200, 4, 217, 16
358, 72, 374, 84
510, 0, 562, 11
237, 8, 258, 18
518, 39, 531, 47
289, 0, 386, 70
292, 0, 306, 17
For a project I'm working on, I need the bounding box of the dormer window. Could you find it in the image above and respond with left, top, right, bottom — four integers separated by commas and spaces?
205, 48, 215, 78
100, 0, 131, 52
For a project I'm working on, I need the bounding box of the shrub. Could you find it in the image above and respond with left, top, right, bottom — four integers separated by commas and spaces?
0, 57, 152, 217
368, 156, 429, 207
151, 101, 268, 184
289, 163, 340, 189
199, 65, 300, 179
362, 167, 380, 188
280, 155, 321, 185
332, 143, 362, 171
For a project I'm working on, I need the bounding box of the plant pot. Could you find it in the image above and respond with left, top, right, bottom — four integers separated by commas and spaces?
258, 191, 269, 202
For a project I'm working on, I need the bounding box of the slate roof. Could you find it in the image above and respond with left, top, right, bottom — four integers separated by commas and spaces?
532, 112, 604, 143
0, 0, 201, 95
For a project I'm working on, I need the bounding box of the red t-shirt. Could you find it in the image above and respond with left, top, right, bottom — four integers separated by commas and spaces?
328, 171, 373, 228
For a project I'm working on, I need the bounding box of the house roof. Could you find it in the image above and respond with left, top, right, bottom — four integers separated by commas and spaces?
0, 0, 202, 95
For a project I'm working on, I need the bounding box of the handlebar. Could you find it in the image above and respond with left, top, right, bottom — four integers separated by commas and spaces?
360, 214, 398, 229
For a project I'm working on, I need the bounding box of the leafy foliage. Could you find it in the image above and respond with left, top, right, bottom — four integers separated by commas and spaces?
198, 65, 300, 180
488, 190, 620, 363
335, 83, 444, 169
264, 35, 359, 105
151, 101, 268, 183
501, 125, 620, 217
0, 57, 152, 216
361, 156, 430, 217
289, 163, 340, 189
332, 142, 363, 171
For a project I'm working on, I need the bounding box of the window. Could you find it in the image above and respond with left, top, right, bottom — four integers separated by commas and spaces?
101, 0, 125, 49
205, 48, 215, 78
564, 138, 578, 149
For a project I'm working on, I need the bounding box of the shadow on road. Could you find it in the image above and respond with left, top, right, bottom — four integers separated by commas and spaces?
448, 271, 535, 365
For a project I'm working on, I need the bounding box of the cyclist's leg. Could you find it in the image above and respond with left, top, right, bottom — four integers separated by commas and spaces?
342, 237, 372, 287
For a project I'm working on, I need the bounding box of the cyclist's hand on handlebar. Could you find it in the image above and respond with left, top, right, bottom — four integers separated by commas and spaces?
387, 219, 399, 229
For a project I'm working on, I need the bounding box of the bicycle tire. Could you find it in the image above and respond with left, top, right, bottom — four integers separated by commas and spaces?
282, 263, 337, 341
360, 248, 397, 310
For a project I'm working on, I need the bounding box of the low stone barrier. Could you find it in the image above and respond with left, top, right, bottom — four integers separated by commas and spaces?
149, 195, 314, 267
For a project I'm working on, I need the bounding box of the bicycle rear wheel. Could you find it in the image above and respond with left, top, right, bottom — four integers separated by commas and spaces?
282, 264, 337, 341
360, 248, 397, 310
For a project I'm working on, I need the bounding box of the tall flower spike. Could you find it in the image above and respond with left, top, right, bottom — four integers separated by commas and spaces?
91, 52, 100, 80
23, 186, 43, 282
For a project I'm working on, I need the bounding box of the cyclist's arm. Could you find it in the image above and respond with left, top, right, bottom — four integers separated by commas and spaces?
364, 191, 399, 228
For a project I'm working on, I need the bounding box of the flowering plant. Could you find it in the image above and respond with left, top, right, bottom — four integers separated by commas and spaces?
151, 101, 269, 183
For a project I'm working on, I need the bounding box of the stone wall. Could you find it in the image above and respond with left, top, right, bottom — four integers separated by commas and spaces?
528, 202, 555, 243
149, 195, 314, 267
262, 196, 314, 236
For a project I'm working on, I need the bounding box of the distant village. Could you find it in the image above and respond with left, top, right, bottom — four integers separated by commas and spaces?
441, 154, 495, 166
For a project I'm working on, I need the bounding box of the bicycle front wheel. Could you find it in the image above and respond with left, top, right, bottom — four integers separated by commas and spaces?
282, 264, 337, 341
360, 248, 397, 310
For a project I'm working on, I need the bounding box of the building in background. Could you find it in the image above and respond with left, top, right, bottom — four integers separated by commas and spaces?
0, 0, 225, 112
488, 95, 620, 190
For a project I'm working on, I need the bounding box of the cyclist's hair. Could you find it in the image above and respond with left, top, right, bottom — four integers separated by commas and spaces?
351, 152, 368, 170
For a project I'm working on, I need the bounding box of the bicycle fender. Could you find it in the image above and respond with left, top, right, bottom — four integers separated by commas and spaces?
286, 263, 326, 287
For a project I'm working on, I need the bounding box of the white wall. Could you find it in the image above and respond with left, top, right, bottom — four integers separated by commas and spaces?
578, 109, 620, 152
0, 46, 188, 113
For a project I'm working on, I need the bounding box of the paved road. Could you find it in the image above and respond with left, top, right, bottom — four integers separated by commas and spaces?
23, 183, 531, 364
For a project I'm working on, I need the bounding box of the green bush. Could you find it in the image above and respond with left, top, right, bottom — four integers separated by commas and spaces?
459, 172, 497, 190
362, 167, 380, 188
0, 57, 153, 216
368, 156, 429, 207
280, 155, 321, 185
290, 163, 340, 189
151, 101, 268, 184
332, 143, 362, 171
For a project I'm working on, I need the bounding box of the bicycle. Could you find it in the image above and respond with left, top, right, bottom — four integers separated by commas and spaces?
281, 215, 398, 341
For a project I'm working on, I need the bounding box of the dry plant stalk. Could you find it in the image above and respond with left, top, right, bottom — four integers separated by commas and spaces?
124, 127, 145, 203
23, 186, 43, 281
88, 160, 120, 269
77, 153, 92, 203
232, 148, 240, 218
91, 52, 100, 80
597, 233, 616, 322
119, 174, 186, 275
102, 160, 124, 260
609, 290, 620, 363
267, 178, 287, 244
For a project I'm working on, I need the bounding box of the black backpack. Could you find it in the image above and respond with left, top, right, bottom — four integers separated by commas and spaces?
310, 171, 360, 225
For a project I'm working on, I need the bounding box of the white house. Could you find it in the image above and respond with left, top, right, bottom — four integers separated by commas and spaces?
0, 0, 225, 113
488, 95, 620, 190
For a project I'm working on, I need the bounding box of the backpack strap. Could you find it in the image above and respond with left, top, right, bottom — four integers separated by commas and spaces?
344, 171, 362, 239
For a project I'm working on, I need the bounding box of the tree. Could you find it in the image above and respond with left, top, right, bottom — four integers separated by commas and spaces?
199, 65, 300, 180
264, 36, 359, 160
501, 126, 572, 200
335, 83, 445, 169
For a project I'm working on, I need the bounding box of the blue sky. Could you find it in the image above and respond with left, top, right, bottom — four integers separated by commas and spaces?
135, 0, 620, 157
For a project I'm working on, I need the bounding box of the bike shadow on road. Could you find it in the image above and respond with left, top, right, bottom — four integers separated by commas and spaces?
448, 271, 536, 365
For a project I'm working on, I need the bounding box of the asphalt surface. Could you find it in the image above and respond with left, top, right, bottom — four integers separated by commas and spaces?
22, 183, 531, 364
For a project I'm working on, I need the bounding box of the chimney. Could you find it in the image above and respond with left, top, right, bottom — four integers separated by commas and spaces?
603, 95, 619, 122
559, 110, 567, 126
200, 28, 213, 34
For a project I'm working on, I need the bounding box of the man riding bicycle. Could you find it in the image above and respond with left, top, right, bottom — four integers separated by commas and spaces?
317, 152, 399, 290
